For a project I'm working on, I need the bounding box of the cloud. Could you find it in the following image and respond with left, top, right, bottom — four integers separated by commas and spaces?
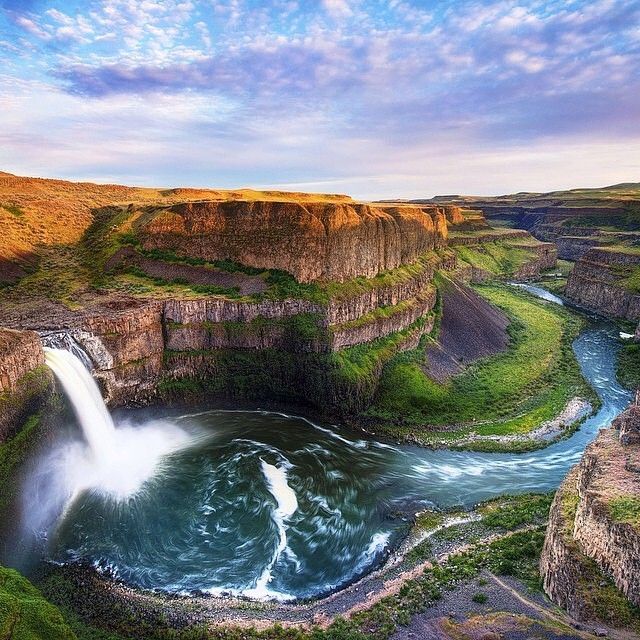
322, 0, 352, 18
0, 0, 639, 196
13, 14, 50, 39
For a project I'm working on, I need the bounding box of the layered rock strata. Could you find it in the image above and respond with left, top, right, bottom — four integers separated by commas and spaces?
10, 251, 447, 409
565, 248, 640, 320
541, 415, 640, 617
134, 201, 448, 283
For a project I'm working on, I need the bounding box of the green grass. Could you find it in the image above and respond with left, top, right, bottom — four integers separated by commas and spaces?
320, 252, 441, 301
414, 510, 446, 531
367, 285, 589, 440
0, 413, 42, 513
330, 316, 429, 385
609, 262, 640, 294
0, 367, 53, 513
0, 566, 76, 640
0, 246, 91, 308
1, 202, 24, 217
332, 296, 424, 332
454, 242, 533, 276
472, 592, 488, 603
608, 496, 640, 528
478, 493, 553, 530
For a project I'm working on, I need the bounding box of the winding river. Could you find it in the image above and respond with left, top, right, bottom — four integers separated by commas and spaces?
9, 286, 633, 601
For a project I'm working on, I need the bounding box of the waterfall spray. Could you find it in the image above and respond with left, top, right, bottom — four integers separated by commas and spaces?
37, 341, 196, 503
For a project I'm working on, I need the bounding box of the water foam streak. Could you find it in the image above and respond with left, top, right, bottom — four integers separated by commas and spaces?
44, 347, 116, 457
249, 459, 298, 599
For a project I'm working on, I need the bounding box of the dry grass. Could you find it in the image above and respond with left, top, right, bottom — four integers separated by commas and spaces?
0, 172, 353, 275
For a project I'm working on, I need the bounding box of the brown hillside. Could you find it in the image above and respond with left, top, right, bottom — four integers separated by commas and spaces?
0, 172, 353, 282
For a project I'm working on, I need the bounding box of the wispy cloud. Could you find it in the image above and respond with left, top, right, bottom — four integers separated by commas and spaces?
0, 0, 638, 196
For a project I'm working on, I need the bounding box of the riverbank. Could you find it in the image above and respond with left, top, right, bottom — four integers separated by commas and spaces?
28, 492, 640, 640
362, 284, 596, 452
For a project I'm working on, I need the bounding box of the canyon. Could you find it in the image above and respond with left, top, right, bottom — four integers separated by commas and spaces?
1, 173, 639, 640
420, 183, 640, 321
0, 173, 559, 417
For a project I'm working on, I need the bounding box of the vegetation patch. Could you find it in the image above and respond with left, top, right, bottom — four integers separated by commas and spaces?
608, 496, 640, 528
330, 316, 428, 386
366, 285, 590, 446
0, 566, 76, 640
454, 242, 533, 276
1, 202, 24, 217
576, 556, 640, 633
617, 340, 640, 390
0, 413, 43, 514
478, 493, 553, 530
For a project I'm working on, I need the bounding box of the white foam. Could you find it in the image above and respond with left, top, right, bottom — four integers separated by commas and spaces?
248, 459, 298, 599
366, 531, 390, 556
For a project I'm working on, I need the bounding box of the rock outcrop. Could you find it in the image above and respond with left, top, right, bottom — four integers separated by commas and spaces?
511, 242, 557, 279
0, 328, 44, 394
0, 328, 50, 441
6, 249, 448, 410
541, 412, 640, 618
565, 247, 640, 320
613, 404, 640, 445
135, 201, 448, 283
77, 302, 165, 405
425, 278, 509, 381
0, 171, 357, 284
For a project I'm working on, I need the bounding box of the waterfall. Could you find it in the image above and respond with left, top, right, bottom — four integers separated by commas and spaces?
41, 331, 94, 370
37, 335, 196, 501
44, 347, 116, 458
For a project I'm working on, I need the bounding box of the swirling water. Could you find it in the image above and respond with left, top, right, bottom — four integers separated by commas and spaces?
10, 289, 633, 601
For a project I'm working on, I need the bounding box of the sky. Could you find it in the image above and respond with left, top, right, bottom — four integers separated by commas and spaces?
0, 0, 639, 199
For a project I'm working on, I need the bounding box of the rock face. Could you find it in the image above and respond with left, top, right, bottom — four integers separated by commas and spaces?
136, 201, 448, 283
442, 205, 464, 225
0, 328, 43, 394
0, 170, 357, 284
0, 328, 49, 442
10, 250, 448, 410
77, 302, 164, 405
565, 248, 640, 320
613, 404, 640, 445
512, 242, 557, 279
541, 418, 640, 617
425, 278, 509, 381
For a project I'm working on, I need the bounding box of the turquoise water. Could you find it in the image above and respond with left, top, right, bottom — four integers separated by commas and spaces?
15, 289, 634, 601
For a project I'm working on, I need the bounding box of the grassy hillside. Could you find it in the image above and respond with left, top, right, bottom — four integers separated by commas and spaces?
0, 171, 352, 284
366, 284, 591, 449
0, 566, 76, 640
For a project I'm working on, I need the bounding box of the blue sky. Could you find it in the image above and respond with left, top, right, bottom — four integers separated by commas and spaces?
0, 0, 639, 198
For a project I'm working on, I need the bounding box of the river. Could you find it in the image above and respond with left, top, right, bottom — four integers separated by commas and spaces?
10, 285, 633, 601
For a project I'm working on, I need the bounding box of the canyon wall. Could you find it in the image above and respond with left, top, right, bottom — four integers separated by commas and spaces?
0, 328, 50, 442
541, 409, 640, 618
26, 250, 446, 410
135, 201, 448, 283
511, 242, 558, 279
565, 247, 640, 320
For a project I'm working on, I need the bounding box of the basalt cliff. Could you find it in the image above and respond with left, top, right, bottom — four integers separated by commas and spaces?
133, 200, 448, 283
540, 404, 640, 620
413, 183, 640, 321
0, 173, 558, 427
565, 247, 640, 321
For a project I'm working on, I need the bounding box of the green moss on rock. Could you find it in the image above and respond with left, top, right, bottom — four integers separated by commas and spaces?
0, 566, 76, 640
